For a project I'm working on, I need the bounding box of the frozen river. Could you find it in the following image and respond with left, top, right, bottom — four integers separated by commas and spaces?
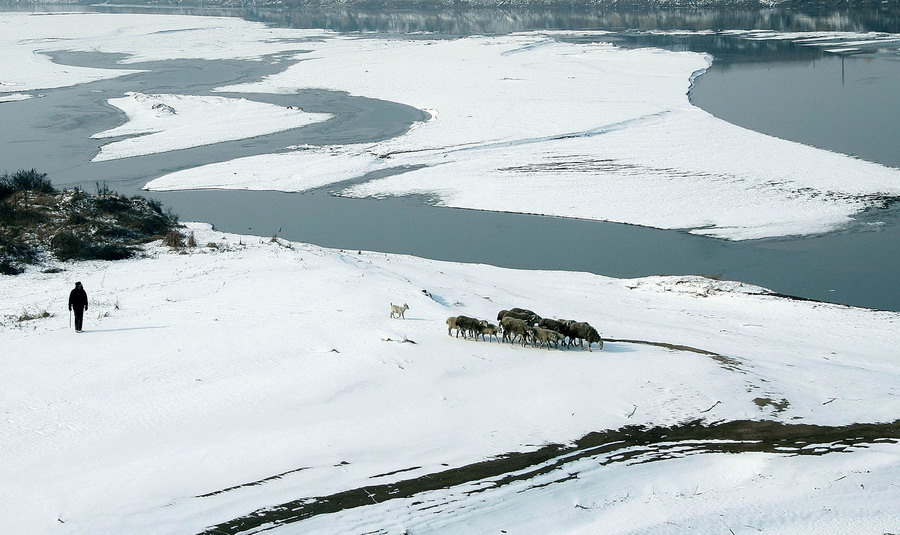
1, 5, 899, 310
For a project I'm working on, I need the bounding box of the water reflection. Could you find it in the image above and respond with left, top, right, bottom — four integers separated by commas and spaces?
225, 5, 900, 35
10, 3, 900, 34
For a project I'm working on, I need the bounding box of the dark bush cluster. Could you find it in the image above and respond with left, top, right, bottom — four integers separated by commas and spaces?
0, 170, 56, 228
0, 171, 180, 274
50, 232, 135, 262
0, 169, 56, 201
0, 235, 39, 275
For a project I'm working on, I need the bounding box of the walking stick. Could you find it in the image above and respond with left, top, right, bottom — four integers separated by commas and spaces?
69, 309, 72, 330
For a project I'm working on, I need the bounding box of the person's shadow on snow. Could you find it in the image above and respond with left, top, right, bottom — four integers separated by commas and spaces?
81, 326, 170, 333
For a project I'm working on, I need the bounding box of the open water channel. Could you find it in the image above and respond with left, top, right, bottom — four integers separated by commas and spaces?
2, 4, 899, 311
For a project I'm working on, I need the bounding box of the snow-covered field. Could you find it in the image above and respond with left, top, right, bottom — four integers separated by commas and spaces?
2, 12, 900, 239
2, 224, 899, 534
2, 12, 900, 533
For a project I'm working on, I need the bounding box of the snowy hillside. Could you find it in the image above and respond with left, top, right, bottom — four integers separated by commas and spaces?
1, 10, 899, 533
2, 224, 898, 533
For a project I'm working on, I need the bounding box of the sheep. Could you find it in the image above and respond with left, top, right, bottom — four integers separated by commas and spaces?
390, 303, 409, 319
446, 316, 460, 337
509, 307, 538, 317
565, 320, 588, 348
538, 318, 570, 335
470, 319, 490, 339
581, 326, 604, 352
549, 319, 580, 347
531, 326, 564, 350
568, 321, 604, 351
475, 322, 501, 343
500, 316, 534, 347
498, 310, 541, 325
455, 316, 488, 339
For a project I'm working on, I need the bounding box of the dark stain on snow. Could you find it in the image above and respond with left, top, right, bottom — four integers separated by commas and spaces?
606, 337, 746, 372
370, 466, 423, 479
194, 466, 311, 498
754, 397, 791, 414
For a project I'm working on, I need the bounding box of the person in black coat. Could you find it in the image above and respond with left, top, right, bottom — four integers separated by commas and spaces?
68, 281, 88, 333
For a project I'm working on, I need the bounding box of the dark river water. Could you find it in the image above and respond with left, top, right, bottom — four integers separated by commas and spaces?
2, 4, 899, 311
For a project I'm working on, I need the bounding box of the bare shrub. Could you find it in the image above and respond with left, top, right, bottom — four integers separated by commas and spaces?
163, 230, 185, 249
17, 309, 51, 322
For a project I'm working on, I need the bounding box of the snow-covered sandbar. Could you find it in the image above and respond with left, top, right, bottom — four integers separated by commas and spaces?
90, 92, 331, 162
3, 12, 899, 240
2, 225, 898, 533
200, 32, 900, 240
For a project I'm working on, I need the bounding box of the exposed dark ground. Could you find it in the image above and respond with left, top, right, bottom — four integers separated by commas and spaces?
198, 417, 900, 534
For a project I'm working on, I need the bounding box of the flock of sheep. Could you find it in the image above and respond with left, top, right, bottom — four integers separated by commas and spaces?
389, 303, 603, 351
446, 308, 604, 351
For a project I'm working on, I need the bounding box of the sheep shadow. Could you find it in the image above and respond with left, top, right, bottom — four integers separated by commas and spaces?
597, 342, 637, 354
420, 290, 450, 307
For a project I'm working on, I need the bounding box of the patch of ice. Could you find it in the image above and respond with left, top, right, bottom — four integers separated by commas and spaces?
0, 92, 33, 103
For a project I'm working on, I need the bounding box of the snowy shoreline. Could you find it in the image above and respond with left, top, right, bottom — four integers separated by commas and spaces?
2, 224, 899, 533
